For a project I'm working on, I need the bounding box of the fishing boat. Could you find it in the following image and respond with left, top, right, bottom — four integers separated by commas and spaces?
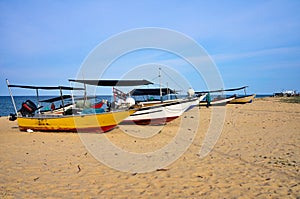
16, 110, 135, 132
118, 87, 204, 125
122, 97, 201, 125
6, 79, 151, 132
121, 68, 205, 125
229, 94, 256, 104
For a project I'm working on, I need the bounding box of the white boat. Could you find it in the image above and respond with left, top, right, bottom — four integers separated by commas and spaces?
120, 90, 206, 125
122, 97, 199, 125
119, 68, 204, 125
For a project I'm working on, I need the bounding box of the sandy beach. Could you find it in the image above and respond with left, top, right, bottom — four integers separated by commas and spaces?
0, 97, 299, 198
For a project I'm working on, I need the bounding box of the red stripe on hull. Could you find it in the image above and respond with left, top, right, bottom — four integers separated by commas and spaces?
19, 125, 117, 133
121, 116, 179, 125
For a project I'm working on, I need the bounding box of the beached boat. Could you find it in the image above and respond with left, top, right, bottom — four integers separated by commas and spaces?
6, 79, 150, 132
119, 88, 204, 125
229, 94, 256, 104
16, 110, 135, 132
122, 97, 200, 125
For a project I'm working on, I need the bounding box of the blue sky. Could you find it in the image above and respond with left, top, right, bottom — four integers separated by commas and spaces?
1, 0, 299, 95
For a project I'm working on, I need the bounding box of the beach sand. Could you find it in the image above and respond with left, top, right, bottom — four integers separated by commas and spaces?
0, 97, 299, 198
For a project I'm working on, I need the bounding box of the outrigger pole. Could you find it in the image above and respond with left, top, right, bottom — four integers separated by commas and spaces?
6, 79, 18, 116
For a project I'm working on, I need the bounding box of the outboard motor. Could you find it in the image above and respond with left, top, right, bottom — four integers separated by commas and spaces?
19, 100, 38, 117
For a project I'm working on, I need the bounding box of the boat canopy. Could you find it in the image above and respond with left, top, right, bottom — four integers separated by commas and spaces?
129, 88, 177, 96
8, 84, 84, 90
196, 86, 248, 94
69, 79, 153, 87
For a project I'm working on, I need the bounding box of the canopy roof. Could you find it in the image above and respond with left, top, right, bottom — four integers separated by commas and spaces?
195, 86, 248, 94
69, 79, 153, 87
8, 84, 84, 90
129, 88, 177, 96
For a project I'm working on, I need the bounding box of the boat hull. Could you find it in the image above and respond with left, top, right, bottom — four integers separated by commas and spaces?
122, 98, 199, 125
229, 94, 256, 104
17, 110, 135, 133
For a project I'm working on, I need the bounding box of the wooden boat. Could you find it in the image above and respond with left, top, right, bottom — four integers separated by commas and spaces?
229, 94, 256, 104
119, 88, 205, 125
122, 97, 200, 125
17, 110, 135, 132
6, 79, 152, 132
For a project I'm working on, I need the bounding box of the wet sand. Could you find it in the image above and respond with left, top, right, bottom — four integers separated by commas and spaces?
0, 97, 299, 198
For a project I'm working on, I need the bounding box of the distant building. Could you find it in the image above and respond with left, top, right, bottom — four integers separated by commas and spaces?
274, 90, 297, 97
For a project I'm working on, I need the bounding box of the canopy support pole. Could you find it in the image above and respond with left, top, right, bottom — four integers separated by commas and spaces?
36, 89, 41, 114
6, 79, 18, 116
59, 87, 65, 114
83, 83, 87, 107
167, 82, 170, 100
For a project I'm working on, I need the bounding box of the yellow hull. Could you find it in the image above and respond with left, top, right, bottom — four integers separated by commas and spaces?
17, 110, 135, 133
229, 94, 256, 104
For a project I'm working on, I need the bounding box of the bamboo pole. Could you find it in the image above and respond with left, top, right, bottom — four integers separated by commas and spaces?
60, 87, 65, 114
6, 79, 18, 116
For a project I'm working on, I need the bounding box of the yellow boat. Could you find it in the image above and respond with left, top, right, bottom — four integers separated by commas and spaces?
17, 109, 135, 132
6, 79, 152, 132
229, 94, 256, 104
